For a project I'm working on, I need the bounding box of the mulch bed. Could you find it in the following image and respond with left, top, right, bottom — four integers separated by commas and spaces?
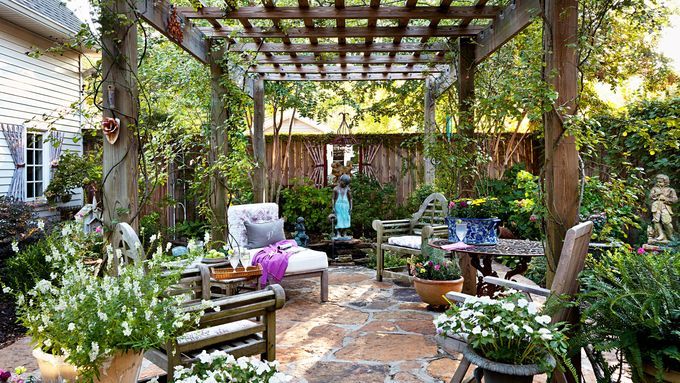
0, 296, 25, 348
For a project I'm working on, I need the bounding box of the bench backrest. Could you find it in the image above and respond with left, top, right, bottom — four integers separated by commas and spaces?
227, 203, 279, 248
410, 193, 449, 232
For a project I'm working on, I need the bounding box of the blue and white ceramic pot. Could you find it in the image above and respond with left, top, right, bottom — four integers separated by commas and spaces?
446, 217, 501, 245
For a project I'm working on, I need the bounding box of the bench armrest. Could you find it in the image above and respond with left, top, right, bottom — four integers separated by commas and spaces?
483, 276, 551, 297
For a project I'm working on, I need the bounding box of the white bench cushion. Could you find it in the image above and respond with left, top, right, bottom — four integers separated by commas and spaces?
387, 235, 422, 250
249, 247, 328, 274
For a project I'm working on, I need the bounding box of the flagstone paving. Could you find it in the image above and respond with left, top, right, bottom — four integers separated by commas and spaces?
0, 265, 622, 382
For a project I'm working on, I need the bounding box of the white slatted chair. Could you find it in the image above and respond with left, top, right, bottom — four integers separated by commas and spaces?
440, 221, 594, 383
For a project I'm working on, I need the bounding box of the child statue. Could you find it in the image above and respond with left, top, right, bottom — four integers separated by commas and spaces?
648, 174, 677, 244
294, 217, 310, 247
333, 174, 352, 239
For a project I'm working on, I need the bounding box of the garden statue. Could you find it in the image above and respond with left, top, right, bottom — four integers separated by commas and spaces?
647, 174, 677, 244
333, 174, 352, 240
294, 217, 310, 247
331, 161, 353, 183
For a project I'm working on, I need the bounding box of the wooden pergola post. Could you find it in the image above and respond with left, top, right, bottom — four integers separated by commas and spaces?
458, 37, 476, 134
423, 77, 436, 184
208, 47, 229, 242
543, 0, 580, 288
252, 75, 267, 203
101, 0, 139, 232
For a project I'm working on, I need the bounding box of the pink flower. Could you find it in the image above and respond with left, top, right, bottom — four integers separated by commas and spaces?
434, 264, 441, 271
637, 247, 645, 255
95, 226, 103, 234
449, 201, 456, 209
529, 215, 537, 222
459, 200, 468, 208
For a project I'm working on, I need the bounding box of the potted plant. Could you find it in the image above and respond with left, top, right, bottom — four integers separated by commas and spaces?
173, 350, 292, 383
579, 247, 680, 383
446, 197, 502, 245
435, 293, 571, 383
14, 225, 199, 383
410, 253, 463, 308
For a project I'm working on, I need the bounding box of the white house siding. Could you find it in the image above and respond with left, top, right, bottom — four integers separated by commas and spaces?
0, 19, 83, 218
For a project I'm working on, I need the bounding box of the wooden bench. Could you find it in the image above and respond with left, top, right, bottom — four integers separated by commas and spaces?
145, 265, 286, 382
372, 193, 449, 281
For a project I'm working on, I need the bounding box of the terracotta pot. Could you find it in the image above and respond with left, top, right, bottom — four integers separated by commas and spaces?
33, 349, 144, 383
463, 346, 555, 383
33, 348, 78, 383
413, 276, 464, 307
644, 364, 680, 383
96, 350, 144, 383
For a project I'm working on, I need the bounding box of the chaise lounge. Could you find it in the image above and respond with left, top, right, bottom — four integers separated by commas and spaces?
227, 203, 329, 302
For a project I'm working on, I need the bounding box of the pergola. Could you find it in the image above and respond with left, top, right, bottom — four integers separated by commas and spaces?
102, 0, 578, 290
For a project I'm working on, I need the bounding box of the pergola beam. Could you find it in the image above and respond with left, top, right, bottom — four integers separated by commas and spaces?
135, 0, 209, 63
253, 55, 448, 65
249, 65, 447, 74
264, 73, 430, 81
200, 25, 484, 39
178, 6, 502, 20
229, 42, 448, 53
473, 0, 542, 65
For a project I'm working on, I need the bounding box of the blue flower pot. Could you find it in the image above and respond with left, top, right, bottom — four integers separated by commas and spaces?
446, 217, 501, 245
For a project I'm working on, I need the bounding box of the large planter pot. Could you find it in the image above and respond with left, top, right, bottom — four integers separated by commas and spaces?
463, 346, 555, 383
33, 349, 144, 383
446, 217, 501, 245
413, 276, 464, 307
644, 364, 680, 383
33, 348, 78, 383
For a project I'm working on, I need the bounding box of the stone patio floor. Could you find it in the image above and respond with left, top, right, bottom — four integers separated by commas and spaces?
0, 265, 623, 382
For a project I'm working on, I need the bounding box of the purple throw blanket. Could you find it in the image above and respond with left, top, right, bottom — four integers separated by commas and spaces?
252, 239, 298, 285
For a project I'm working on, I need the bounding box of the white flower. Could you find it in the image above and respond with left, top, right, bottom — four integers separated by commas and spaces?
196, 350, 213, 364
492, 316, 502, 324
527, 302, 539, 315
166, 242, 173, 252
517, 298, 528, 308
472, 326, 482, 335
460, 310, 473, 319
481, 330, 489, 337
122, 321, 132, 337
35, 280, 52, 293
158, 329, 165, 339
501, 302, 515, 311
149, 234, 158, 244
506, 323, 519, 333
523, 324, 534, 334
89, 342, 100, 362
535, 315, 551, 325
2, 286, 12, 294
44, 339, 52, 348
538, 328, 553, 340
68, 323, 75, 331
37, 220, 45, 230
11, 241, 19, 253
97, 311, 108, 321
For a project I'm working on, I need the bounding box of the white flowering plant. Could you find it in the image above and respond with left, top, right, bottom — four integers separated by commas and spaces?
15, 229, 201, 382
173, 350, 292, 383
434, 293, 570, 373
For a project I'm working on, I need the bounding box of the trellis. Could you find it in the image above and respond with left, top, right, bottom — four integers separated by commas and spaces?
103, 0, 582, 340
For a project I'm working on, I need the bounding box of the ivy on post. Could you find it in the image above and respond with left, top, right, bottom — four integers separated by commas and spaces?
208, 41, 229, 243
101, 0, 140, 233
423, 77, 436, 184
252, 75, 267, 203
458, 37, 476, 135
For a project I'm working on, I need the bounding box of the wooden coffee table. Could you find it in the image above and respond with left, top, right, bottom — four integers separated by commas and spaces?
430, 239, 545, 297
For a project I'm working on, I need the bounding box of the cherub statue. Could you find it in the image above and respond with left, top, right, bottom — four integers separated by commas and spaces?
331, 161, 353, 183
294, 217, 310, 247
333, 174, 352, 239
648, 174, 677, 244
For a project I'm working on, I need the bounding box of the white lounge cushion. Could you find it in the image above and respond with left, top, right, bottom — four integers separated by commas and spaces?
248, 247, 329, 274
387, 235, 422, 250
177, 319, 258, 346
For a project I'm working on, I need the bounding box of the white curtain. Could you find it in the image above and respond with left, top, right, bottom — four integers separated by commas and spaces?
1, 123, 25, 200
49, 130, 65, 179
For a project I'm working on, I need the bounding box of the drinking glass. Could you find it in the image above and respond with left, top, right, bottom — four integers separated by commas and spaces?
229, 251, 241, 271
239, 251, 252, 270
455, 223, 468, 243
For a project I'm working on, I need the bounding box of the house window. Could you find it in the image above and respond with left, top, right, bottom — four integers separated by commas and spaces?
26, 133, 44, 199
